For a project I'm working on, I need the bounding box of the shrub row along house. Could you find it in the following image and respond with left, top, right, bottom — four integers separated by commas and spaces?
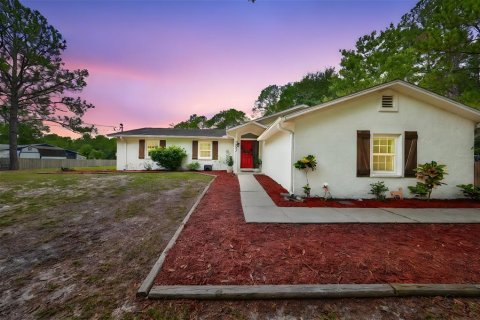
109, 80, 480, 198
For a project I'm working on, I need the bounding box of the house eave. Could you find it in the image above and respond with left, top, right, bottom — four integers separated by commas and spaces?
111, 134, 232, 140
226, 121, 267, 133
257, 117, 283, 141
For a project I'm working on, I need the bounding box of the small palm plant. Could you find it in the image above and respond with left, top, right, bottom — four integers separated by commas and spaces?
294, 155, 317, 197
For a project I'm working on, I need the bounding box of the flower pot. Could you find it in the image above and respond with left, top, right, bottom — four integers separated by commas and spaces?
227, 167, 233, 173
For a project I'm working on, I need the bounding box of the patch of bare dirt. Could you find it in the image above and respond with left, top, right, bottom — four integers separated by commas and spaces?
0, 172, 210, 319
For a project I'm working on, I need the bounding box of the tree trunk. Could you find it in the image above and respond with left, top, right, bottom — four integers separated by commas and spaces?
9, 36, 19, 170
8, 98, 19, 170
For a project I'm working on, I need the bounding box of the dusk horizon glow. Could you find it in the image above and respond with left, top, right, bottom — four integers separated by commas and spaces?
24, 0, 417, 137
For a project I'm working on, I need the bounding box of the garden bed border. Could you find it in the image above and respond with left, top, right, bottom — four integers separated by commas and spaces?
148, 283, 480, 300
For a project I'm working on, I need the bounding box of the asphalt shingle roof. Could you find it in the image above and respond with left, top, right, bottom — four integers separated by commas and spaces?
109, 127, 227, 138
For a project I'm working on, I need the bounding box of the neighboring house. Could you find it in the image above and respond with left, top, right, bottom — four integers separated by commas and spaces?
109, 80, 480, 198
0, 143, 86, 160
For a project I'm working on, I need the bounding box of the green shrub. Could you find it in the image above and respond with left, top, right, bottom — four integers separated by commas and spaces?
187, 161, 201, 171
408, 182, 429, 198
369, 181, 389, 200
410, 161, 447, 200
149, 146, 187, 171
457, 184, 480, 200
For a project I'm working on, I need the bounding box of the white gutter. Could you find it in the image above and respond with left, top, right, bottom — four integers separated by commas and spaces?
277, 117, 295, 195
109, 134, 232, 140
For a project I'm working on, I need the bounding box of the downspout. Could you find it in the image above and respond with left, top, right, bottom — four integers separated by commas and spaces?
277, 117, 295, 195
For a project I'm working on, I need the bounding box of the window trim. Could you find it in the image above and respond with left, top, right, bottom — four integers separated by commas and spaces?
198, 141, 213, 160
370, 133, 403, 177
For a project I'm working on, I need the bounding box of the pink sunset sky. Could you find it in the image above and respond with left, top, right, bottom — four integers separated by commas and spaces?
24, 0, 417, 136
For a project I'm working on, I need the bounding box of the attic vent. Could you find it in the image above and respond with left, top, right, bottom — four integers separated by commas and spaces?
382, 95, 394, 108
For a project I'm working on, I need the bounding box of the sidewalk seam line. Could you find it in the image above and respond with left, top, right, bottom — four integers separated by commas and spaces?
379, 208, 420, 222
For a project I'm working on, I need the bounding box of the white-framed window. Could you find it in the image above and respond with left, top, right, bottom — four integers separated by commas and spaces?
146, 140, 159, 158
198, 141, 212, 160
371, 134, 402, 176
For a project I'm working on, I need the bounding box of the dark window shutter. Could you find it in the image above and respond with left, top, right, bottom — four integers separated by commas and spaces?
212, 141, 218, 160
356, 130, 370, 177
192, 141, 198, 160
160, 140, 166, 148
404, 131, 418, 177
139, 139, 145, 159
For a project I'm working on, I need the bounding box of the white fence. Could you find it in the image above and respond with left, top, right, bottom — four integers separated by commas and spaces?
0, 158, 116, 170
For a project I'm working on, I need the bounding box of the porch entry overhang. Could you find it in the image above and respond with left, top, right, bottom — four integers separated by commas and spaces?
226, 122, 266, 173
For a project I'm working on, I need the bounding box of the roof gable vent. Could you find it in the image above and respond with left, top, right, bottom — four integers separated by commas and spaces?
382, 95, 394, 108
379, 94, 398, 112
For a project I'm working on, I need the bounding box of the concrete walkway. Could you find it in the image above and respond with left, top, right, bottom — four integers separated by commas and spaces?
238, 174, 480, 224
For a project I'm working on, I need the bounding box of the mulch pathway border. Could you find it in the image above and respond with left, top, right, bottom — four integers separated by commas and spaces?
148, 283, 480, 300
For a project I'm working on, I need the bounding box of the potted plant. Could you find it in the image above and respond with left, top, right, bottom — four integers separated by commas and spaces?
225, 151, 234, 173
254, 157, 262, 172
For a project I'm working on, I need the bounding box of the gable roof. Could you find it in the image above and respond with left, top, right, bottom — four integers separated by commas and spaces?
108, 127, 228, 138
226, 121, 266, 133
253, 104, 309, 125
285, 80, 480, 122
0, 143, 62, 151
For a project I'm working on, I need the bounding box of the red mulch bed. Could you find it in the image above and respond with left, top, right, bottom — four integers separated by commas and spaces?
255, 174, 480, 208
154, 172, 480, 285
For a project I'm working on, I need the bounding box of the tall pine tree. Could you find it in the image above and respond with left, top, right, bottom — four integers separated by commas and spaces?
0, 0, 94, 169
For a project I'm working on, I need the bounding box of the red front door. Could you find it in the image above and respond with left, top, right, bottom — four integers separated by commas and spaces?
240, 140, 254, 168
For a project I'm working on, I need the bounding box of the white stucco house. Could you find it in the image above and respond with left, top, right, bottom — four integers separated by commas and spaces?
109, 80, 480, 198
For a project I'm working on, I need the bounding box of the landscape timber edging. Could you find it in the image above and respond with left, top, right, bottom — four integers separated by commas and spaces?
137, 174, 217, 297
147, 284, 480, 300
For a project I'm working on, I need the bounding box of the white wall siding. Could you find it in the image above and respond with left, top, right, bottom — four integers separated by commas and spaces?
262, 130, 292, 192
292, 93, 475, 199
116, 137, 233, 171
116, 139, 127, 170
